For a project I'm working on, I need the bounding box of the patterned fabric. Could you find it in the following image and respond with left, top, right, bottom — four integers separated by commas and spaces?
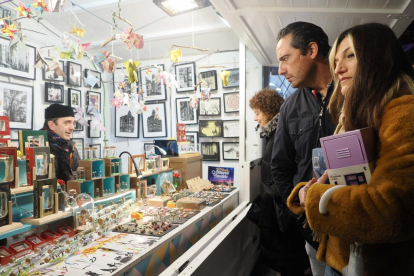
260, 113, 280, 138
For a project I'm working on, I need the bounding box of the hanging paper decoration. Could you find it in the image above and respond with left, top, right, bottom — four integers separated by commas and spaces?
122, 59, 141, 83
74, 107, 88, 126
160, 71, 178, 88
120, 27, 144, 50
1, 22, 18, 39
201, 88, 211, 100
90, 117, 106, 131
31, 0, 49, 14
220, 70, 231, 86
73, 41, 84, 59
110, 97, 122, 110
15, 2, 32, 18
84, 75, 98, 88
56, 47, 73, 59
9, 35, 28, 51
170, 48, 182, 63
81, 43, 91, 51
46, 59, 66, 78
69, 24, 86, 37
34, 52, 48, 68
48, 0, 64, 13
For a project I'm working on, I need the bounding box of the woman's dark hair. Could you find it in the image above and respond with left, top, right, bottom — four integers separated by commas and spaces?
277, 21, 331, 58
249, 87, 284, 122
329, 23, 414, 132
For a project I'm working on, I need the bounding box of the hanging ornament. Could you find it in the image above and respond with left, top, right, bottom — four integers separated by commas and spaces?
15, 2, 32, 18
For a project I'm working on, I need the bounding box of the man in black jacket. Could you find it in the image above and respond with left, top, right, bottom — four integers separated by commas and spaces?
271, 22, 337, 276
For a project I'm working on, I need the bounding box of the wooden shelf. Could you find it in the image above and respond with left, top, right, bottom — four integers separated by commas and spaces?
0, 222, 23, 235
21, 211, 71, 225
129, 168, 172, 178
11, 186, 33, 195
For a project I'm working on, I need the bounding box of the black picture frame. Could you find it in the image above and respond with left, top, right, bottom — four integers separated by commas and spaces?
138, 64, 166, 101
84, 69, 102, 89
87, 91, 101, 115
115, 106, 140, 138
87, 120, 101, 138
223, 92, 239, 113
176, 97, 198, 125
198, 70, 218, 91
223, 120, 239, 138
185, 131, 199, 144
175, 62, 196, 92
199, 120, 223, 137
68, 88, 82, 111
0, 37, 36, 80
90, 144, 102, 159
0, 82, 33, 130
43, 59, 65, 82
222, 142, 239, 160
144, 142, 155, 158
73, 121, 84, 132
141, 102, 167, 138
44, 82, 64, 103
199, 98, 221, 116
0, 182, 11, 227
222, 68, 239, 88
201, 142, 220, 161
66, 61, 82, 87
72, 138, 84, 160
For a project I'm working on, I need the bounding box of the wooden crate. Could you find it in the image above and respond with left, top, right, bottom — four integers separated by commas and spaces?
168, 153, 202, 189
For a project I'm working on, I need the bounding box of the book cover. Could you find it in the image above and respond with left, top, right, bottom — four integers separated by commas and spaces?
207, 166, 234, 185
176, 123, 186, 142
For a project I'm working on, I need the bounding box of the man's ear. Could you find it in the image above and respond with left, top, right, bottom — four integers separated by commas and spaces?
47, 120, 55, 131
307, 42, 319, 59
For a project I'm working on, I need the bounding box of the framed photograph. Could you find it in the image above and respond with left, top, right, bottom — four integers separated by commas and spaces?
144, 142, 155, 158
87, 91, 101, 115
222, 68, 239, 88
139, 64, 166, 101
0, 82, 33, 129
84, 69, 101, 89
43, 59, 65, 82
201, 142, 220, 161
0, 37, 36, 80
199, 120, 223, 138
129, 154, 145, 174
198, 70, 217, 91
115, 105, 139, 138
223, 142, 239, 160
185, 131, 199, 144
73, 121, 84, 132
141, 102, 167, 138
72, 138, 84, 160
66, 61, 82, 87
89, 144, 101, 159
68, 88, 82, 110
88, 120, 101, 138
199, 98, 221, 116
175, 62, 196, 92
0, 6, 16, 29
223, 92, 239, 113
176, 97, 198, 125
44, 82, 64, 103
223, 120, 239, 138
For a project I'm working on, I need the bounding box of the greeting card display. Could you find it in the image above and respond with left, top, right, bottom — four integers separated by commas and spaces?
26, 147, 50, 186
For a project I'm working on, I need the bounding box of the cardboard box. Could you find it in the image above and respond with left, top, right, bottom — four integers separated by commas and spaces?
148, 196, 172, 207
169, 153, 202, 189
177, 197, 206, 210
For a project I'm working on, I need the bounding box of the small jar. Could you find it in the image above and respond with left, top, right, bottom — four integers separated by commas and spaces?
95, 188, 100, 198
103, 146, 110, 158
91, 147, 98, 159
110, 146, 116, 158
84, 147, 92, 160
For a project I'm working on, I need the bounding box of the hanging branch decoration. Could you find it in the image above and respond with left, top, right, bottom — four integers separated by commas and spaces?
111, 82, 146, 114
198, 65, 226, 69
15, 2, 33, 18
101, 12, 144, 50
31, 0, 49, 14
165, 44, 209, 63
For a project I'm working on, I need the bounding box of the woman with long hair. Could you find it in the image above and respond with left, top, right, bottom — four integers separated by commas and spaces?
287, 23, 414, 276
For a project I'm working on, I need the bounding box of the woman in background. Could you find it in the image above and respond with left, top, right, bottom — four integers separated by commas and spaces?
287, 23, 414, 276
249, 87, 310, 276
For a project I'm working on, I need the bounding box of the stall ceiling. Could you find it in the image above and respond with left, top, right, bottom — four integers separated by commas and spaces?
210, 0, 414, 65
40, 0, 239, 61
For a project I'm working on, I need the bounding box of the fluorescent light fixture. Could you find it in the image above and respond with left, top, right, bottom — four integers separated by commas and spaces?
153, 0, 211, 16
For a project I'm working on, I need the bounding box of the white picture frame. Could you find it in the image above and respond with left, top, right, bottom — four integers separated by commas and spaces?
0, 82, 33, 129
0, 37, 36, 80
199, 98, 221, 116
175, 62, 196, 92
223, 142, 239, 160
223, 120, 239, 138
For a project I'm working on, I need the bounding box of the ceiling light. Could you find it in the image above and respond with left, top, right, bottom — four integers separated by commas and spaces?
153, 0, 211, 16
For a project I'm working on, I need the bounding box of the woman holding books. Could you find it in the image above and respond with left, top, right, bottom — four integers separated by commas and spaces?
287, 23, 414, 276
249, 87, 310, 276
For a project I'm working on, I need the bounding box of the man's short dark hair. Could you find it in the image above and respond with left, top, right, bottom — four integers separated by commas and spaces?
42, 118, 59, 130
277, 21, 330, 58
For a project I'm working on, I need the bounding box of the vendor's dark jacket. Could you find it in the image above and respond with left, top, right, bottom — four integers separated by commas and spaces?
270, 86, 336, 246
50, 139, 80, 183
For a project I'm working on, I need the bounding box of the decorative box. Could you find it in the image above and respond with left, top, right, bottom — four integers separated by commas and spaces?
149, 155, 162, 172
0, 246, 14, 265
148, 196, 172, 207
177, 197, 206, 210
25, 234, 47, 249
9, 240, 32, 255
41, 230, 61, 242
169, 153, 202, 189
57, 224, 75, 237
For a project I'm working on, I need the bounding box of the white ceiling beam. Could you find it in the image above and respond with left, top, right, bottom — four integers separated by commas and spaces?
390, 0, 414, 38
231, 7, 404, 14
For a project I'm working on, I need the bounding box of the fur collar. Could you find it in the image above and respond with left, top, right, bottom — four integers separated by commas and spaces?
260, 113, 280, 138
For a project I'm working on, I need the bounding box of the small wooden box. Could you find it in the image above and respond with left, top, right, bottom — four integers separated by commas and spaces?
78, 160, 105, 180
168, 153, 202, 189
176, 197, 206, 210
148, 196, 172, 207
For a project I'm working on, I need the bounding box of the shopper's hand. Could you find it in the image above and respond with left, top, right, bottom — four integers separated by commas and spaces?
299, 178, 317, 208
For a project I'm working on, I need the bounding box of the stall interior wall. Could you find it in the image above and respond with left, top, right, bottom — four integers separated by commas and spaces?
110, 50, 264, 186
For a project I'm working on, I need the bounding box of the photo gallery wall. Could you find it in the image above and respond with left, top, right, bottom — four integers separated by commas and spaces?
113, 62, 240, 162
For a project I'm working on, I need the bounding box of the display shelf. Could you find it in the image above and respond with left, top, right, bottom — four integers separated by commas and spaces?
11, 186, 33, 195
104, 158, 122, 176
94, 189, 136, 204
129, 168, 172, 178
21, 211, 72, 225
0, 222, 23, 235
